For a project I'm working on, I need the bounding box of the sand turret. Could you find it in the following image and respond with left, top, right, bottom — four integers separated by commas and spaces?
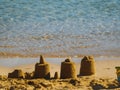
54, 72, 59, 79
34, 55, 50, 79
80, 56, 95, 76
40, 55, 45, 64
60, 58, 76, 79
8, 69, 24, 78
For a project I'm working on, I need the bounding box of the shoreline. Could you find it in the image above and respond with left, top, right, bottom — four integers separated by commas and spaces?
0, 52, 120, 58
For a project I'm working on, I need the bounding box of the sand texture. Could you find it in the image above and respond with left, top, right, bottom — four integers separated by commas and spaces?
0, 58, 120, 89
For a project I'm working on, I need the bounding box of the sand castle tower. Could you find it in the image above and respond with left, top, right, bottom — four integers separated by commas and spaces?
8, 69, 24, 78
54, 72, 59, 79
80, 56, 95, 76
60, 58, 76, 79
34, 55, 50, 79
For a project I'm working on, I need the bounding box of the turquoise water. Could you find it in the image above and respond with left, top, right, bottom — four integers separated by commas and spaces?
0, 0, 120, 56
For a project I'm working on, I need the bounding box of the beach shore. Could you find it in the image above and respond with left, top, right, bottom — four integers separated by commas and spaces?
0, 56, 120, 89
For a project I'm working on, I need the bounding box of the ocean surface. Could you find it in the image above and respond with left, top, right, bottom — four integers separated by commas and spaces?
0, 0, 120, 57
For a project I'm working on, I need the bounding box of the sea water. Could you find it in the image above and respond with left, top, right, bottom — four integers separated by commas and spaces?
0, 0, 120, 57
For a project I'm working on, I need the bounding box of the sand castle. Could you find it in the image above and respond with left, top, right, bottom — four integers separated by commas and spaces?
8, 69, 24, 78
34, 55, 50, 79
7, 55, 96, 79
60, 58, 76, 79
54, 72, 59, 79
4, 56, 120, 89
80, 56, 95, 76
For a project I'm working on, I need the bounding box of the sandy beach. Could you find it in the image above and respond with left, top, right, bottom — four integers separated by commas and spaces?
0, 56, 120, 89
0, 0, 120, 89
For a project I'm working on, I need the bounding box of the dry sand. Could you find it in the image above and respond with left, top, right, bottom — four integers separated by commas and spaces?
0, 57, 120, 89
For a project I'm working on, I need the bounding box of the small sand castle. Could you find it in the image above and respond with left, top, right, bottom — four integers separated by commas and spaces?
34, 55, 50, 79
60, 58, 76, 79
80, 56, 95, 76
8, 69, 24, 78
54, 72, 59, 79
